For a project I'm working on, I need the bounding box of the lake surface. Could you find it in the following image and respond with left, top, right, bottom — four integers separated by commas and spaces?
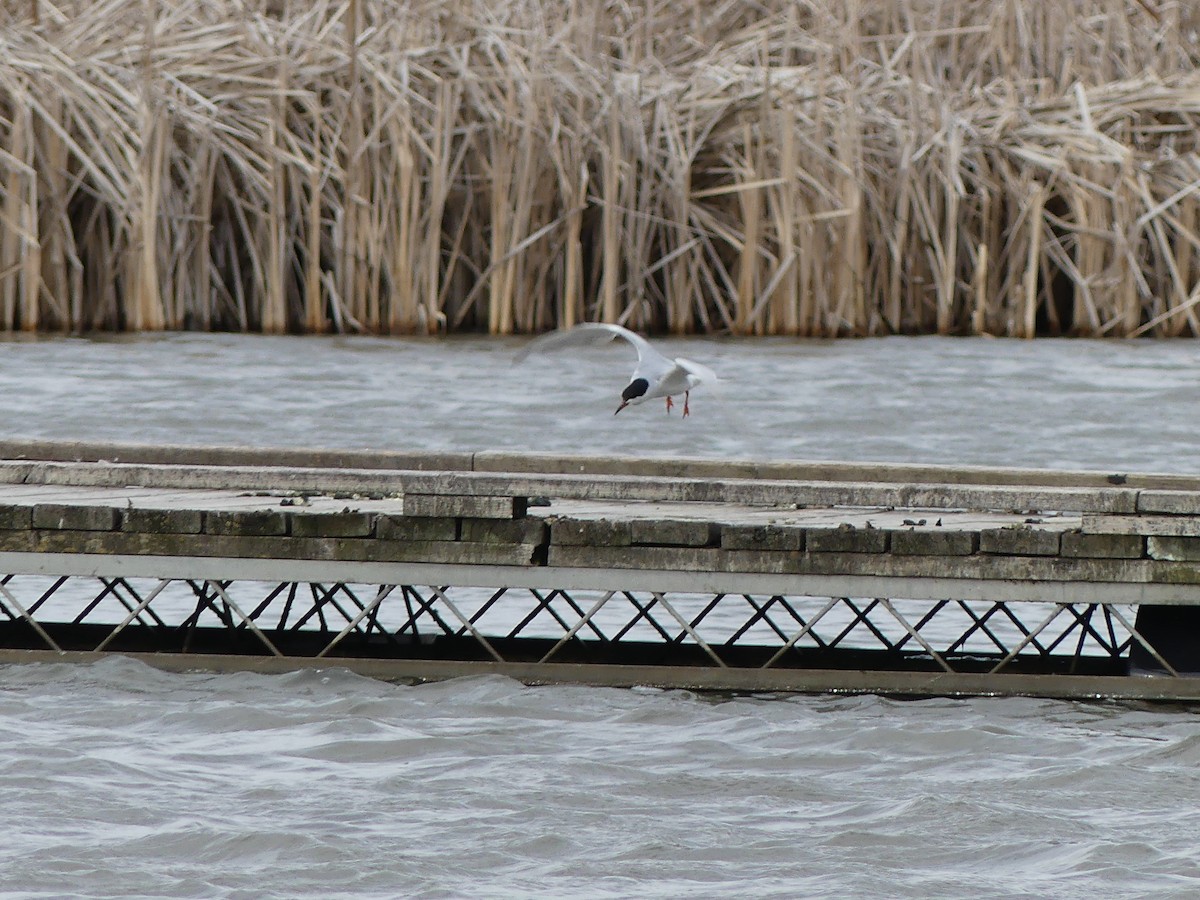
5, 331, 1199, 472
1, 332, 1199, 898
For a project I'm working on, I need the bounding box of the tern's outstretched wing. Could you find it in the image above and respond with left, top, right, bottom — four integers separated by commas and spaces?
676, 357, 719, 388
514, 323, 674, 378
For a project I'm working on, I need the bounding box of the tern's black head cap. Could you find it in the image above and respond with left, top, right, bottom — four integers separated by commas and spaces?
621, 378, 649, 402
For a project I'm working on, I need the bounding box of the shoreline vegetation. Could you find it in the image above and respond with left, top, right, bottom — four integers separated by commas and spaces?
0, 1, 1197, 337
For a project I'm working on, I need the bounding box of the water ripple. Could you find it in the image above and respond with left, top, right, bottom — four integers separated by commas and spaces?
0, 659, 1191, 896
1, 336, 1200, 895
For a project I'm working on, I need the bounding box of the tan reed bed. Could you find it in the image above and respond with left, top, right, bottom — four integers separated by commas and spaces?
0, 0, 1197, 336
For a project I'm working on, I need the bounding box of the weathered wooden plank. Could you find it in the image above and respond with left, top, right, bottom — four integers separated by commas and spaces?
31, 529, 341, 561
0, 457, 1147, 514
550, 518, 632, 547
123, 508, 204, 534
0, 462, 39, 485
459, 517, 547, 544
0, 505, 32, 530
402, 494, 527, 519
289, 511, 375, 538
1147, 537, 1200, 562
806, 526, 888, 554
1083, 514, 1200, 536
376, 515, 458, 542
979, 526, 1061, 556
0, 530, 37, 552
1060, 532, 1144, 559
369, 539, 543, 567
890, 530, 977, 556
0, 439, 475, 472
205, 510, 289, 536
1138, 491, 1200, 515
8, 440, 1200, 497
473, 450, 1200, 493
401, 472, 1137, 514
545, 543, 1190, 585
630, 519, 720, 547
33, 504, 118, 532
545, 498, 1063, 532
0, 484, 160, 501
721, 524, 805, 552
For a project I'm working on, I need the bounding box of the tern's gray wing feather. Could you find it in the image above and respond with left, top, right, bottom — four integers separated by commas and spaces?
676, 357, 719, 387
514, 323, 674, 378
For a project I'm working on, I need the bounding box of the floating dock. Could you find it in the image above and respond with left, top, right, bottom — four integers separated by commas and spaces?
0, 440, 1199, 699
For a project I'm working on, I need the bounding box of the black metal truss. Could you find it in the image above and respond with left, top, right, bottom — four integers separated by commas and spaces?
0, 573, 1169, 677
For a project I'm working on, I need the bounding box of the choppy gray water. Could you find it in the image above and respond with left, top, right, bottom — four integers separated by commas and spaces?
2, 333, 1200, 899
4, 331, 1200, 471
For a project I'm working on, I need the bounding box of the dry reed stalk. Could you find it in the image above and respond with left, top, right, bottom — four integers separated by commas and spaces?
36, 89, 75, 329
971, 241, 989, 334
419, 78, 460, 334
303, 95, 325, 333
130, 0, 164, 331
661, 134, 694, 335
388, 113, 418, 333
830, 93, 865, 335
1138, 166, 1200, 337
733, 120, 763, 334
887, 137, 914, 333
768, 94, 798, 335
550, 100, 588, 330
261, 59, 287, 335
484, 108, 516, 335
1114, 167, 1142, 337
335, 0, 369, 332
1065, 162, 1106, 335
972, 151, 1005, 334
1167, 191, 1200, 335
598, 97, 621, 326
936, 122, 963, 335
191, 142, 217, 330
16, 111, 37, 332
0, 0, 1198, 336
1021, 182, 1046, 339
620, 90, 657, 334
0, 81, 31, 330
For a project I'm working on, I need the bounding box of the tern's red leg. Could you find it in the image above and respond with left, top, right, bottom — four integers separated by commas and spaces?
682, 391, 691, 418
665, 395, 674, 414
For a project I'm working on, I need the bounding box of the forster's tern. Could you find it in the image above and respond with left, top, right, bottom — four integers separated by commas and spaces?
515, 323, 718, 417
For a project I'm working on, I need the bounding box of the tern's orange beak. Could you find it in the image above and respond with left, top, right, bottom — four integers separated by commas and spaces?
614, 400, 628, 415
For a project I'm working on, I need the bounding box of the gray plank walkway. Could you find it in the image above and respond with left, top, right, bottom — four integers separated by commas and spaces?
0, 440, 1193, 698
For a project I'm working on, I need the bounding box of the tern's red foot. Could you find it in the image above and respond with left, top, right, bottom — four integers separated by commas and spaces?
665, 396, 674, 414
682, 391, 690, 418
